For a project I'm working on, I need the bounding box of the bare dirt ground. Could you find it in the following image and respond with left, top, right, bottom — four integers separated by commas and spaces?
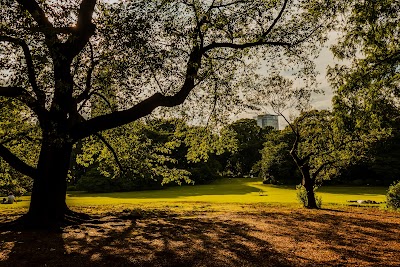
0, 207, 399, 267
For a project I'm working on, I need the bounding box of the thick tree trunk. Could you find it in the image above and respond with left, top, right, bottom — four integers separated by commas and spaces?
301, 166, 318, 209
27, 133, 73, 227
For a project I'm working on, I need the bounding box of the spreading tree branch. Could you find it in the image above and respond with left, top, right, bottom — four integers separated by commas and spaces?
63, 0, 97, 60
263, 0, 289, 38
72, 45, 203, 139
203, 41, 291, 53
15, 0, 58, 43
203, 0, 291, 53
0, 144, 37, 179
0, 86, 24, 97
70, 0, 319, 140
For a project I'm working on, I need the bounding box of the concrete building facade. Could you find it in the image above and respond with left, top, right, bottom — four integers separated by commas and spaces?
254, 114, 279, 130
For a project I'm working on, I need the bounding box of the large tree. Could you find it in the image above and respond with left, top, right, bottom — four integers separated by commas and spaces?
326, 0, 400, 187
0, 0, 337, 227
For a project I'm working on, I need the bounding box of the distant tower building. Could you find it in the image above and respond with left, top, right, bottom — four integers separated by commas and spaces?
254, 114, 279, 130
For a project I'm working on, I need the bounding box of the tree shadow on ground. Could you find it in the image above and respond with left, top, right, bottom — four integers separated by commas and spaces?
0, 210, 292, 267
0, 208, 399, 267
256, 209, 400, 266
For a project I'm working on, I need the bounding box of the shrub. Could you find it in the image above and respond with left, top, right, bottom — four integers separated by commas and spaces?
352, 179, 365, 186
76, 168, 115, 193
66, 185, 78, 191
386, 181, 400, 210
296, 184, 322, 208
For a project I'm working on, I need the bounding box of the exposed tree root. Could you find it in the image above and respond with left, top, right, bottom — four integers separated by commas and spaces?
0, 208, 97, 232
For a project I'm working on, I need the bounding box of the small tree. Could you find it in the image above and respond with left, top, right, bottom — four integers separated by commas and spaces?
284, 110, 345, 208
250, 76, 353, 208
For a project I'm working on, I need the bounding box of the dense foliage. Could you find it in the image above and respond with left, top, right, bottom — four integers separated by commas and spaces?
70, 119, 229, 192
328, 0, 400, 187
387, 181, 400, 210
0, 98, 37, 196
257, 129, 300, 184
218, 119, 272, 177
1, 0, 399, 224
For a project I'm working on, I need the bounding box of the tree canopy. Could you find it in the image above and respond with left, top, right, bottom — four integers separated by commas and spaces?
0, 0, 342, 226
329, 0, 400, 135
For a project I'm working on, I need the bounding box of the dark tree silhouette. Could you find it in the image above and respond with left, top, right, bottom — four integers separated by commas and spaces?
0, 0, 337, 227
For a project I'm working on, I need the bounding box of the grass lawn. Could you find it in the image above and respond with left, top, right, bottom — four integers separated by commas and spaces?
0, 178, 388, 211
1, 178, 399, 267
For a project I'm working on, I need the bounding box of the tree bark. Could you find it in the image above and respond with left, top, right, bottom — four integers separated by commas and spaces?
301, 165, 318, 209
27, 131, 73, 227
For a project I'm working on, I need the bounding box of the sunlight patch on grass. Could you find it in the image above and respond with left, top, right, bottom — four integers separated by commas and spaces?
0, 178, 388, 211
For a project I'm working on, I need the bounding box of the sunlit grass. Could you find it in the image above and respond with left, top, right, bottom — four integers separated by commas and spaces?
0, 178, 388, 212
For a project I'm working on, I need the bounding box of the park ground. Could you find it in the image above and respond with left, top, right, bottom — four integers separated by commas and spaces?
0, 178, 399, 266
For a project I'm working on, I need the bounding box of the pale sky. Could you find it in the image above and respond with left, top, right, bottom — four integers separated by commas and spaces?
310, 33, 342, 111
236, 32, 345, 129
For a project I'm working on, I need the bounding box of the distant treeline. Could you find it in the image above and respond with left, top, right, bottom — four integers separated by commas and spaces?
2, 113, 400, 195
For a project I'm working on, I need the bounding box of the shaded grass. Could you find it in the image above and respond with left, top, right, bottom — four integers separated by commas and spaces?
0, 178, 388, 211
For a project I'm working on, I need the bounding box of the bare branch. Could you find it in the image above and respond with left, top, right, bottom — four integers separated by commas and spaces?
203, 40, 291, 53
291, 23, 325, 47
0, 36, 45, 103
276, 111, 304, 168
94, 133, 124, 172
206, 83, 219, 127
76, 0, 97, 30
263, 0, 290, 38
29, 26, 76, 34
75, 42, 99, 103
64, 0, 97, 60
208, 0, 248, 9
